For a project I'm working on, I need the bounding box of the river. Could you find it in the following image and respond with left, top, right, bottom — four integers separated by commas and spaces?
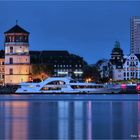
0, 94, 140, 139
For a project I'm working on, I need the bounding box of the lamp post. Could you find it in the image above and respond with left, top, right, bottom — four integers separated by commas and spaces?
86, 78, 91, 83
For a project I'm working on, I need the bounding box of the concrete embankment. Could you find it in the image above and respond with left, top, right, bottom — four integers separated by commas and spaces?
0, 85, 18, 94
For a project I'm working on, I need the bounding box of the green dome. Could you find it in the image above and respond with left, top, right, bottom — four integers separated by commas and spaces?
111, 41, 123, 55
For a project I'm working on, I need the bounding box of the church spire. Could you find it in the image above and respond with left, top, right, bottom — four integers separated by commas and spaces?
16, 20, 18, 25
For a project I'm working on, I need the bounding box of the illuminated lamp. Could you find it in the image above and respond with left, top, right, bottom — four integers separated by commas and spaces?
136, 85, 140, 91
121, 84, 127, 89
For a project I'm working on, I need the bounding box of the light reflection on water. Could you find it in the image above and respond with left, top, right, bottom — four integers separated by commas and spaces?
0, 97, 140, 139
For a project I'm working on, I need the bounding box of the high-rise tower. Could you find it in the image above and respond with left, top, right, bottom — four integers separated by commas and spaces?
4, 24, 30, 84
130, 16, 140, 54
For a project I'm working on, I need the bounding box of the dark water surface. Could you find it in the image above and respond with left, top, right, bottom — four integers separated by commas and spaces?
0, 95, 140, 139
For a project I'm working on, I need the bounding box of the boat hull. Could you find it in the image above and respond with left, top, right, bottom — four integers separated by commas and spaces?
16, 89, 121, 94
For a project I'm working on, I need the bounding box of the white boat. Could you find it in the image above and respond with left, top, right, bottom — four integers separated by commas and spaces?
15, 77, 121, 94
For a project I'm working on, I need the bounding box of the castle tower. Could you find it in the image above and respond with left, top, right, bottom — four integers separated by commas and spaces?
110, 41, 124, 64
4, 24, 30, 84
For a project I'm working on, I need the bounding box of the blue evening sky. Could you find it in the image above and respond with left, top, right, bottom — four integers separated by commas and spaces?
0, 1, 140, 64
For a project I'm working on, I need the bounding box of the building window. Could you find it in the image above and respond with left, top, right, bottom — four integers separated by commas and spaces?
124, 73, 126, 77
21, 78, 23, 82
15, 36, 20, 42
9, 68, 13, 75
127, 62, 129, 65
10, 47, 13, 53
9, 58, 13, 64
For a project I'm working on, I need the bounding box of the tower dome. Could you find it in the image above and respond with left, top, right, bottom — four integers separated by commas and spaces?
110, 41, 124, 67
111, 41, 123, 55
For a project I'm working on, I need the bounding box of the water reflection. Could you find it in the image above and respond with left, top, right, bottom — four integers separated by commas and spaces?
0, 102, 29, 140
0, 97, 140, 139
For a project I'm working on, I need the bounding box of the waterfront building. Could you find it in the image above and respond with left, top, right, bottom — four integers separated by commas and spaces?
130, 16, 140, 54
110, 41, 124, 81
110, 52, 140, 81
0, 50, 5, 84
111, 53, 140, 81
4, 24, 30, 84
123, 54, 140, 80
30, 51, 87, 80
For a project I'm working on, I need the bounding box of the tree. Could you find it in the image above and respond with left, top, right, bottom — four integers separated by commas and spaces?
31, 64, 53, 80
83, 65, 101, 82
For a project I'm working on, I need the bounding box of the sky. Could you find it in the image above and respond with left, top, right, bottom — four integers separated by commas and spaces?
0, 0, 140, 64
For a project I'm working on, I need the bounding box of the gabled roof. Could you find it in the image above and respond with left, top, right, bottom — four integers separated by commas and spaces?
135, 54, 140, 61
4, 25, 29, 34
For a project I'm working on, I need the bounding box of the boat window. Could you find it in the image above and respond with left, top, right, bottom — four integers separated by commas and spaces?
71, 85, 104, 89
47, 81, 65, 85
41, 87, 61, 91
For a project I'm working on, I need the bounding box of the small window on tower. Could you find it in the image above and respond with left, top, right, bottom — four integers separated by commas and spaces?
10, 47, 13, 53
9, 69, 13, 75
15, 36, 20, 42
21, 78, 23, 82
9, 58, 13, 64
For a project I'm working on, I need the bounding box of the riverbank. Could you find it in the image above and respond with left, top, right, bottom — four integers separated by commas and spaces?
0, 94, 140, 101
